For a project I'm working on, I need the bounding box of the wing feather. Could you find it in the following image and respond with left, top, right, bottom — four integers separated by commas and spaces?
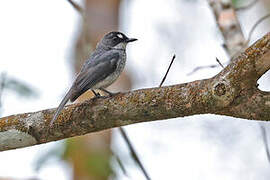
70, 51, 119, 102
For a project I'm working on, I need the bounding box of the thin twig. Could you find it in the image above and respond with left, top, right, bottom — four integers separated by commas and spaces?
67, 0, 83, 15
187, 58, 225, 76
114, 58, 177, 180
235, 0, 258, 11
188, 14, 270, 75
159, 55, 176, 87
0, 72, 7, 114
230, 14, 270, 61
119, 127, 151, 180
187, 64, 219, 76
116, 45, 176, 180
246, 14, 270, 45
216, 58, 224, 69
133, 54, 176, 179
113, 151, 130, 178
187, 62, 228, 76
259, 124, 270, 162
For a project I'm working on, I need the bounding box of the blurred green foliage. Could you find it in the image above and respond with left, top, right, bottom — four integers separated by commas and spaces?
232, 0, 249, 7
62, 138, 114, 180
0, 72, 38, 98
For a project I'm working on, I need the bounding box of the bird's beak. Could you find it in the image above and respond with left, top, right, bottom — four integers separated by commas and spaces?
126, 38, 138, 43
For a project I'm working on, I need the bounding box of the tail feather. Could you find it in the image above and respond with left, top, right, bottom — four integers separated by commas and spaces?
50, 88, 73, 127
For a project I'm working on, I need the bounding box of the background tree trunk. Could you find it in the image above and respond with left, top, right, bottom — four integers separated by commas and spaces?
63, 0, 122, 179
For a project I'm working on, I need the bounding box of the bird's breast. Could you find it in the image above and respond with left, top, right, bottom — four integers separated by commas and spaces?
92, 52, 126, 89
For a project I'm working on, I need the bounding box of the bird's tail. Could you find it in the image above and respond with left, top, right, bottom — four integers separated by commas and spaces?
50, 88, 73, 127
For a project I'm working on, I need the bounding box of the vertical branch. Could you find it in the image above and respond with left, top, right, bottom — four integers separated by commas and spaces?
207, 0, 246, 57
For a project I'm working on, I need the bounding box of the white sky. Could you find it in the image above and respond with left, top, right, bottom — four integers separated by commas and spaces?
0, 0, 270, 179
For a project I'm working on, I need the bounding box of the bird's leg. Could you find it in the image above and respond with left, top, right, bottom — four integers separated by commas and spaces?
91, 89, 106, 100
91, 90, 101, 97
99, 88, 119, 97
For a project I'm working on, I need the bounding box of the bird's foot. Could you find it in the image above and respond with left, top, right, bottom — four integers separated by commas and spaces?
91, 90, 105, 100
92, 90, 101, 97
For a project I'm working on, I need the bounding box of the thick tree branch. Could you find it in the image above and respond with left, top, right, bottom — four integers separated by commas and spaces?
0, 33, 270, 152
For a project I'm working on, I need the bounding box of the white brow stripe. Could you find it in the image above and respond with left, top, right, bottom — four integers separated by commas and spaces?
117, 34, 123, 39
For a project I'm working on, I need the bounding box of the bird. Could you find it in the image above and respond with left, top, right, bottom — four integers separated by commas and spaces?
50, 31, 137, 127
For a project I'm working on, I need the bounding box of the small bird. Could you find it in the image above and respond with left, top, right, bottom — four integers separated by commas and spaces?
50, 31, 137, 126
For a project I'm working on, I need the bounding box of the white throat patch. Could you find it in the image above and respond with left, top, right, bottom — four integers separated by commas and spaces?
113, 42, 127, 50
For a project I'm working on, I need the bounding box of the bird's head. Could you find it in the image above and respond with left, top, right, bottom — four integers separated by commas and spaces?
99, 31, 137, 50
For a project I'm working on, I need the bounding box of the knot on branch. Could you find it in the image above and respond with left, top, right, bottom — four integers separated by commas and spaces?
212, 79, 235, 107
214, 83, 226, 96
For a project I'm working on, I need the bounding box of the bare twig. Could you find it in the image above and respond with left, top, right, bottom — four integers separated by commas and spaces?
259, 125, 270, 162
188, 14, 270, 75
235, 0, 258, 11
113, 152, 130, 178
118, 54, 177, 180
216, 57, 224, 69
246, 14, 270, 45
67, 0, 83, 15
187, 57, 224, 75
159, 55, 176, 87
119, 127, 150, 180
0, 73, 7, 114
187, 61, 228, 76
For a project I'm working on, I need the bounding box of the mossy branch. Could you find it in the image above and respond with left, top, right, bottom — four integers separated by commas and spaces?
1, 33, 270, 152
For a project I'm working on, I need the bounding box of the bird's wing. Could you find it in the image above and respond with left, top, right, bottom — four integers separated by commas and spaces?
70, 51, 120, 102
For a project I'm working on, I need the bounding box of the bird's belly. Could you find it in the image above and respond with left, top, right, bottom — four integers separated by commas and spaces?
92, 71, 120, 88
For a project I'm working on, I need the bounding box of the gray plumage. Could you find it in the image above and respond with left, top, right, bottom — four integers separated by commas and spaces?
50, 31, 137, 126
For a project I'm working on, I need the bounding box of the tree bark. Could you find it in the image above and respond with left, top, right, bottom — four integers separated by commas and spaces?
1, 32, 270, 152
